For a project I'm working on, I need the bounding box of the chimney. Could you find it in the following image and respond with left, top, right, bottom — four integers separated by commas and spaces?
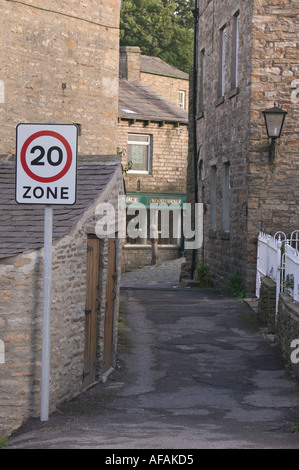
119, 46, 141, 81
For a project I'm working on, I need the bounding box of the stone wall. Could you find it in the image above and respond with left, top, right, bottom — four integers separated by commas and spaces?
122, 245, 181, 272
118, 120, 188, 195
0, 166, 124, 438
247, 0, 299, 292
119, 46, 189, 110
0, 0, 121, 156
188, 0, 299, 294
257, 277, 299, 379
140, 72, 189, 111
277, 292, 299, 379
192, 0, 253, 289
257, 276, 276, 331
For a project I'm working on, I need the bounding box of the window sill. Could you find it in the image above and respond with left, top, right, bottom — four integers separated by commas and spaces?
127, 170, 150, 175
228, 87, 239, 99
214, 96, 224, 107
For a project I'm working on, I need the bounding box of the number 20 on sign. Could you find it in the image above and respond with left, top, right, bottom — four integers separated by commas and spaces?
16, 123, 78, 205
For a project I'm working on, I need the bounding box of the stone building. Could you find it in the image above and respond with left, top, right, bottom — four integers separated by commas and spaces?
0, 0, 120, 156
0, 0, 124, 437
186, 0, 299, 295
0, 159, 125, 436
118, 47, 189, 271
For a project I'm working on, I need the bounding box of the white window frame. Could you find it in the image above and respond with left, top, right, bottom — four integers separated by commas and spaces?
179, 90, 186, 109
0, 80, 5, 104
220, 26, 227, 97
210, 165, 217, 231
221, 162, 230, 233
198, 49, 205, 114
127, 134, 151, 174
232, 12, 240, 89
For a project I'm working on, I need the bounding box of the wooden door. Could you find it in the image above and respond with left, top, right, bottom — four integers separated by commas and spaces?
83, 235, 100, 389
103, 237, 116, 373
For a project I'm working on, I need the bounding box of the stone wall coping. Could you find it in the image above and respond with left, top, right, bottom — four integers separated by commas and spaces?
261, 276, 276, 288
279, 292, 299, 319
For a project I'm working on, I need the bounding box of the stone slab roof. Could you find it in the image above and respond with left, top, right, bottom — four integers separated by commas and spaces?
119, 79, 188, 124
140, 55, 188, 80
0, 161, 121, 260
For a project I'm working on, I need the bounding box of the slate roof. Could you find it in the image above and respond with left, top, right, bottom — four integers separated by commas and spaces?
0, 161, 120, 260
140, 55, 189, 81
119, 79, 188, 124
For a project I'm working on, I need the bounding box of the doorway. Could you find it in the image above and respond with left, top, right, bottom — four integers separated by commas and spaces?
83, 235, 100, 389
83, 235, 117, 388
103, 237, 117, 373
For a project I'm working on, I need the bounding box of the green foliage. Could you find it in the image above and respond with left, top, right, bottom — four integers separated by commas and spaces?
0, 438, 8, 447
290, 425, 299, 434
196, 263, 212, 287
229, 273, 245, 299
284, 273, 294, 289
120, 0, 194, 73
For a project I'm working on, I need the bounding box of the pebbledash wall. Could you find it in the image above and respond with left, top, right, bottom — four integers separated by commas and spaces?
0, 0, 121, 156
186, 0, 299, 295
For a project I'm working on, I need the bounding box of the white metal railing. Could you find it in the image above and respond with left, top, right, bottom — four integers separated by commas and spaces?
256, 231, 284, 300
284, 243, 299, 302
255, 231, 299, 317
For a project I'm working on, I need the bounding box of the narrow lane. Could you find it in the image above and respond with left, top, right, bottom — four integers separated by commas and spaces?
5, 259, 299, 449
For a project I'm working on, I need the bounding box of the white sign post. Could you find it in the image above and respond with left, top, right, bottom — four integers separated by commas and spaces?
16, 123, 78, 421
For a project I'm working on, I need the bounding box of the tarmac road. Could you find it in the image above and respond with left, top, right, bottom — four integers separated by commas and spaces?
4, 258, 299, 449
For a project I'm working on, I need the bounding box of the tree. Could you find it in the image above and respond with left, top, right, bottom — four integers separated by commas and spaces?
162, 0, 194, 28
120, 0, 194, 73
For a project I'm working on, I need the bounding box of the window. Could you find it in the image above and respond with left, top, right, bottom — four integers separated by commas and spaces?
0, 339, 4, 364
198, 49, 205, 115
221, 162, 230, 233
231, 12, 240, 89
126, 205, 183, 247
0, 80, 5, 104
210, 165, 217, 231
219, 26, 227, 97
127, 134, 151, 173
179, 90, 186, 109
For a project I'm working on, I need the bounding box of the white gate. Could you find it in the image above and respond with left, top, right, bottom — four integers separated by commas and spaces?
256, 231, 299, 317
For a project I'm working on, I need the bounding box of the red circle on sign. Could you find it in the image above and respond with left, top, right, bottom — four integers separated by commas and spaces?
20, 130, 73, 183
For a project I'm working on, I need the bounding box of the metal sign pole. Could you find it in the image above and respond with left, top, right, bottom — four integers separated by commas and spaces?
16, 123, 78, 421
40, 204, 53, 422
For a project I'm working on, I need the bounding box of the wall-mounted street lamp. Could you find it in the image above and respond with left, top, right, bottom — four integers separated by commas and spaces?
262, 104, 287, 163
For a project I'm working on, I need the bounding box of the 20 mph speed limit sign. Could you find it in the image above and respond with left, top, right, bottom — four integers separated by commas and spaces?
16, 123, 78, 205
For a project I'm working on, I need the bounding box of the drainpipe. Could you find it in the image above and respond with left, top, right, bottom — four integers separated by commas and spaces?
191, 0, 199, 279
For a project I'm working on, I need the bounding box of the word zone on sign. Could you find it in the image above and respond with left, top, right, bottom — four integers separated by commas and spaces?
16, 124, 78, 205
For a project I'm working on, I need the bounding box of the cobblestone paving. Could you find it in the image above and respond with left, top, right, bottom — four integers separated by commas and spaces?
120, 257, 185, 287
